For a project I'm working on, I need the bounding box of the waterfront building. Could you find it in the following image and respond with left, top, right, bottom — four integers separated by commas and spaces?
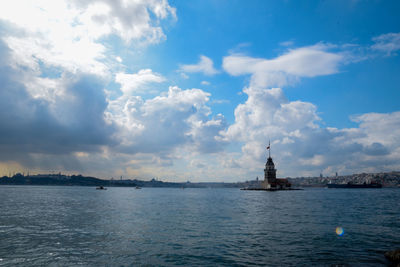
263, 143, 291, 189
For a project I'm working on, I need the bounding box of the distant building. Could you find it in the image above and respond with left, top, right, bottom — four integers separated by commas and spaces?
263, 143, 291, 190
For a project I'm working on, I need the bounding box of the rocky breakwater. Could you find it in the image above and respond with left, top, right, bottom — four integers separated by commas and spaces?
385, 249, 400, 266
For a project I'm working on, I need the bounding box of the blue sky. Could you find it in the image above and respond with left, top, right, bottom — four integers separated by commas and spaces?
0, 0, 399, 181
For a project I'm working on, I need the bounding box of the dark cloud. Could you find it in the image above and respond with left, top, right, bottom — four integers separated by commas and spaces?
0, 40, 115, 163
363, 142, 390, 156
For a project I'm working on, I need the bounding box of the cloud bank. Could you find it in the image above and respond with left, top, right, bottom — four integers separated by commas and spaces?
0, 0, 399, 181
221, 43, 400, 178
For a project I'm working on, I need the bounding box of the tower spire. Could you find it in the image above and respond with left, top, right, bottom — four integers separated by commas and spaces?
269, 140, 271, 158
267, 140, 271, 158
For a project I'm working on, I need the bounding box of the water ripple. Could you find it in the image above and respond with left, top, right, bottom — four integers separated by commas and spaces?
0, 186, 399, 266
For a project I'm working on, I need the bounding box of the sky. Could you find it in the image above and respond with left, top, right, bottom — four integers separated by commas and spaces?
0, 0, 399, 181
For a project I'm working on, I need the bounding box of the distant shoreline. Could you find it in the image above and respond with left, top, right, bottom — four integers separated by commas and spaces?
1, 171, 400, 188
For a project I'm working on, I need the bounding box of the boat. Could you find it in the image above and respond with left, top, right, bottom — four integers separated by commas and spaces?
327, 182, 382, 189
135, 186, 141, 189
96, 186, 107, 190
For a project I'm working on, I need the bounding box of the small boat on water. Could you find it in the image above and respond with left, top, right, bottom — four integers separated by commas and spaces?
96, 186, 107, 190
135, 186, 141, 189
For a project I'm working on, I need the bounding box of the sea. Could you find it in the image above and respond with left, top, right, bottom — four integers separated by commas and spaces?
0, 186, 399, 266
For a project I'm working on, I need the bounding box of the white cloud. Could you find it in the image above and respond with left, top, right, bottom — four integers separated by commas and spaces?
351, 112, 400, 147
0, 0, 176, 77
72, 0, 176, 44
115, 69, 166, 95
0, 0, 176, 43
179, 55, 219, 76
223, 44, 343, 88
107, 85, 227, 155
371, 32, 400, 56
211, 99, 229, 105
5, 33, 107, 76
338, 32, 400, 62
224, 87, 320, 142
180, 73, 189, 79
280, 40, 294, 47
222, 87, 322, 172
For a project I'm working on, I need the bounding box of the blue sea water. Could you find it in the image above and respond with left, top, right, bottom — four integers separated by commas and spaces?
0, 186, 399, 266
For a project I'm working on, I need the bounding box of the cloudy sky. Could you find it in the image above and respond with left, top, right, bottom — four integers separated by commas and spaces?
0, 0, 399, 181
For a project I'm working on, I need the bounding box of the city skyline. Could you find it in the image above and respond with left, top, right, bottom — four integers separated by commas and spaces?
0, 0, 400, 181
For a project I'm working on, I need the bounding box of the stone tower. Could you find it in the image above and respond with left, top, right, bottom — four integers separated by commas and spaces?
264, 156, 277, 185
264, 141, 277, 189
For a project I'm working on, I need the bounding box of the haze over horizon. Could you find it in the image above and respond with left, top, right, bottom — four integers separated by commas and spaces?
0, 0, 399, 182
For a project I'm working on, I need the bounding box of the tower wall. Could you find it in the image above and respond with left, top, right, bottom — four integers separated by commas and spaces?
264, 168, 276, 182
264, 157, 277, 187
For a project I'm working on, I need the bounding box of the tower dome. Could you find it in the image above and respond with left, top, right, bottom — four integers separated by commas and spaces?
265, 157, 275, 170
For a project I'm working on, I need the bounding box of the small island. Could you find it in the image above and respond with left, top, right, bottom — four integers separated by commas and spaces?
242, 143, 301, 191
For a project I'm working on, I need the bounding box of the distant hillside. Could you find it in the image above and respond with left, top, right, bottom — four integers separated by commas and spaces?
0, 173, 135, 187
0, 174, 237, 188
